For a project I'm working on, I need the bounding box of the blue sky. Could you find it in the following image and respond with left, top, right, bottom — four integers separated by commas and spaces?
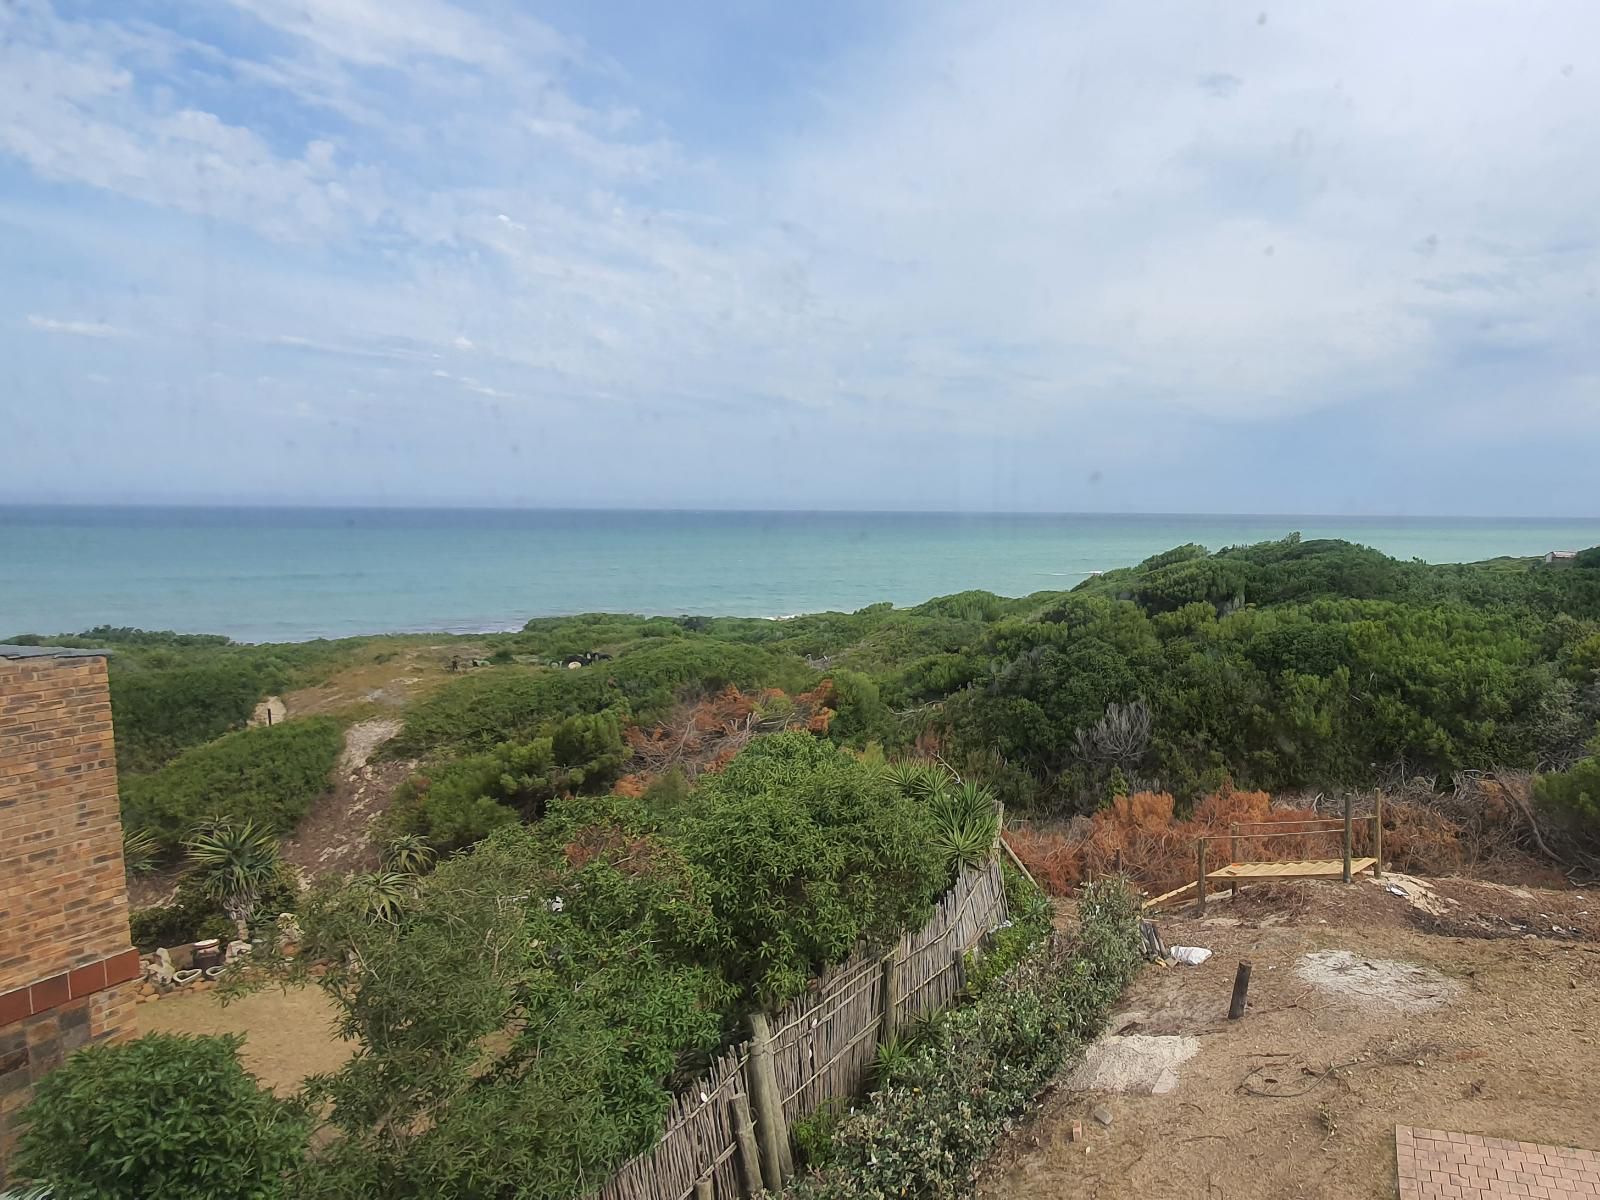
3, 0, 1599, 514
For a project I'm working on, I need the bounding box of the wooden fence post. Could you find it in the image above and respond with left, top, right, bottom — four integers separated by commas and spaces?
729, 1094, 764, 1198
1229, 823, 1239, 898
1228, 960, 1253, 1020
1373, 792, 1384, 879
747, 1013, 792, 1189
694, 1179, 714, 1200
880, 949, 901, 1041
1196, 838, 1208, 914
950, 947, 967, 995
1342, 795, 1353, 883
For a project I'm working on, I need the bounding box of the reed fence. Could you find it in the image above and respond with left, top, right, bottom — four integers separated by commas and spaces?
588, 859, 1009, 1200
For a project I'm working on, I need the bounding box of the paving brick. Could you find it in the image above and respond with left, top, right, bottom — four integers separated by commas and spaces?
1398, 1127, 1600, 1200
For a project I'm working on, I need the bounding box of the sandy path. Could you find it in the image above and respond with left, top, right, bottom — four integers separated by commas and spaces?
279, 716, 410, 879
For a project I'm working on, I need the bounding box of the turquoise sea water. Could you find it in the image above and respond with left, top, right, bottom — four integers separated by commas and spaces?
3, 507, 1598, 644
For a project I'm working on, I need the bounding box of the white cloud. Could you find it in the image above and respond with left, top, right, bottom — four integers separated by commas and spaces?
4, 0, 1600, 509
26, 315, 127, 338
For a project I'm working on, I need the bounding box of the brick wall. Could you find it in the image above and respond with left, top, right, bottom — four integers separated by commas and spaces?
0, 646, 135, 1177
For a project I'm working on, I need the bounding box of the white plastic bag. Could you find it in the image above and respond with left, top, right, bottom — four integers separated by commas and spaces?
1169, 946, 1212, 966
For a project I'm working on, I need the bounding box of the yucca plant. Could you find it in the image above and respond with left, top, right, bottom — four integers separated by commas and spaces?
122, 827, 160, 875
382, 834, 436, 876
883, 759, 953, 803
183, 820, 283, 942
871, 1034, 915, 1088
928, 781, 1000, 872
347, 870, 417, 924
879, 760, 925, 797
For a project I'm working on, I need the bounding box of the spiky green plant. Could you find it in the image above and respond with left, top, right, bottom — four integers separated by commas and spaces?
879, 760, 925, 797
382, 834, 436, 876
122, 827, 160, 875
183, 820, 283, 941
903, 761, 954, 802
871, 1034, 915, 1088
927, 782, 999, 872
346, 870, 417, 924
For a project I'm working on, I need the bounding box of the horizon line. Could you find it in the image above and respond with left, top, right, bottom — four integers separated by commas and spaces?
3, 500, 1600, 523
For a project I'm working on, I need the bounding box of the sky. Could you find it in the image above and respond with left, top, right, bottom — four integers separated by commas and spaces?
2, 0, 1599, 515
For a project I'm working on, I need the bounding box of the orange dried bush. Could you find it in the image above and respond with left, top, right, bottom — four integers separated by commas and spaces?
620, 684, 833, 789
1382, 801, 1462, 875
562, 825, 661, 875
1007, 785, 1336, 897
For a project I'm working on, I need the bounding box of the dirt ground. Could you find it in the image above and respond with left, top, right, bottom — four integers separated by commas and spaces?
136, 985, 353, 1095
279, 638, 493, 719
981, 875, 1600, 1200
279, 715, 411, 878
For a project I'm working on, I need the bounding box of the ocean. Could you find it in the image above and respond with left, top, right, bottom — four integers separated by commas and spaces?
3, 507, 1598, 644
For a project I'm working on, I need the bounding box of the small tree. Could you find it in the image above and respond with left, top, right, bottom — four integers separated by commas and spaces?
185, 819, 283, 941
12, 1033, 307, 1200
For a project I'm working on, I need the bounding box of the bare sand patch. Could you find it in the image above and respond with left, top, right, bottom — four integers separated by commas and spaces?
1293, 949, 1462, 1013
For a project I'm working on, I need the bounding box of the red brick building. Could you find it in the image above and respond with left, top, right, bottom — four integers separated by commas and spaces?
0, 645, 138, 1177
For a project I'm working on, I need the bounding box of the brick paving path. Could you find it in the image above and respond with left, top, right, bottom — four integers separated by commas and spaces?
1397, 1126, 1600, 1198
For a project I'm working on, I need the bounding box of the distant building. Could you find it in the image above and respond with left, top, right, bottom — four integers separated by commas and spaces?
1543, 550, 1579, 568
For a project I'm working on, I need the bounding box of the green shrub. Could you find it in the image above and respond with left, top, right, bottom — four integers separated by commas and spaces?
389, 710, 629, 852
1535, 755, 1600, 854
392, 669, 615, 756
110, 661, 268, 774
677, 733, 944, 1005
11, 1032, 308, 1200
120, 717, 343, 852
964, 857, 1054, 996
284, 823, 729, 1200
787, 879, 1141, 1200
826, 669, 895, 746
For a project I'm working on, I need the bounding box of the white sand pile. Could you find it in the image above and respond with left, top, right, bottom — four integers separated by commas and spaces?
1294, 949, 1461, 1013
1066, 1034, 1200, 1095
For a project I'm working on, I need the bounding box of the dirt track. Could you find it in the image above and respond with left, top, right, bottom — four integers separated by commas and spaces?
981, 876, 1600, 1200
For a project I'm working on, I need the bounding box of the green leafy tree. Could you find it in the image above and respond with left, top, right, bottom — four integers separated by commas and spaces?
678, 733, 943, 1003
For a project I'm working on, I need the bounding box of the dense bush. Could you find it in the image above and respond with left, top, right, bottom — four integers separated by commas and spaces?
391, 669, 616, 756
678, 734, 943, 1004
110, 661, 270, 773
394, 641, 811, 759
7, 627, 361, 774
1535, 753, 1600, 855
390, 710, 630, 851
254, 732, 953, 1200
11, 1032, 308, 1200
284, 822, 729, 1200
120, 717, 343, 852
787, 880, 1141, 1199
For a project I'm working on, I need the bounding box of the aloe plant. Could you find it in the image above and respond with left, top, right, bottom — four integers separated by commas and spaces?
382, 834, 436, 876
183, 820, 283, 941
122, 827, 160, 875
347, 870, 417, 924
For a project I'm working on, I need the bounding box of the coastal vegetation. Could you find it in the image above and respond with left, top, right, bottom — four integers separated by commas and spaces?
8, 534, 1600, 1197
